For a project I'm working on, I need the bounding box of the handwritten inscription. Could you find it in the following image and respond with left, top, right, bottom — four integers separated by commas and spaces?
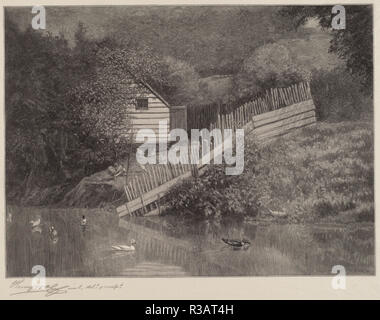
9, 279, 124, 297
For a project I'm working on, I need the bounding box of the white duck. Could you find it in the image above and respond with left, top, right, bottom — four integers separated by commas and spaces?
112, 239, 136, 252
30, 216, 41, 228
30, 216, 42, 233
268, 208, 287, 217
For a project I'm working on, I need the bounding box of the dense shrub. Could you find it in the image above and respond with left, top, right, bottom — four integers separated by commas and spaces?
164, 165, 260, 220
233, 42, 308, 99
163, 139, 262, 220
310, 67, 371, 121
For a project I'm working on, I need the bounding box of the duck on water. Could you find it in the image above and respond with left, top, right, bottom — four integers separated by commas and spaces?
222, 238, 251, 250
112, 239, 137, 252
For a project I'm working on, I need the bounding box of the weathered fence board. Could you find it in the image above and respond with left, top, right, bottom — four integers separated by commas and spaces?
251, 98, 316, 140
252, 99, 315, 124
252, 110, 316, 135
170, 106, 187, 132
187, 81, 312, 132
117, 134, 229, 218
117, 170, 193, 216
256, 116, 316, 140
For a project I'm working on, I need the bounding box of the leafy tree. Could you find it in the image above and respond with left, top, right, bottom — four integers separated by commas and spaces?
5, 17, 167, 204
278, 5, 373, 93
69, 31, 166, 163
234, 43, 306, 98
162, 56, 201, 105
5, 15, 75, 201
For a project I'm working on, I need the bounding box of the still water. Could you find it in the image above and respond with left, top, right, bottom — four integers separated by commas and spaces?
112, 216, 374, 277
6, 207, 374, 277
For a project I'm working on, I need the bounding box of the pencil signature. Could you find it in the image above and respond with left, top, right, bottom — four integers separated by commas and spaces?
9, 279, 125, 297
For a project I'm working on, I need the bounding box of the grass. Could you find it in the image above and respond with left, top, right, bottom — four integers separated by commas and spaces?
163, 118, 374, 224
247, 119, 374, 223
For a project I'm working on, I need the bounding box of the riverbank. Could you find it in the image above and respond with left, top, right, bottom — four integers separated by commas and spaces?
249, 119, 374, 224
164, 119, 374, 224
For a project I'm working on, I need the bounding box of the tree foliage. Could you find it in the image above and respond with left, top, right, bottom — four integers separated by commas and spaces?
162, 56, 201, 105
234, 43, 307, 98
6, 15, 75, 200
278, 5, 373, 92
5, 17, 165, 202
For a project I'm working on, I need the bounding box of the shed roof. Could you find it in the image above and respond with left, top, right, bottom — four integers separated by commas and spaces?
126, 70, 172, 108
140, 80, 171, 107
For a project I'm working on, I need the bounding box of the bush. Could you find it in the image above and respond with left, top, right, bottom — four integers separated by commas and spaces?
164, 164, 260, 220
310, 67, 371, 121
162, 56, 201, 105
233, 42, 308, 99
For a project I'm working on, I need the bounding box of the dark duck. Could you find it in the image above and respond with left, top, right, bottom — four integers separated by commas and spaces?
222, 238, 251, 250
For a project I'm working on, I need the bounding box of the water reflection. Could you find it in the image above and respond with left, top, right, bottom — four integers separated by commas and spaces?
6, 206, 374, 277
112, 216, 374, 276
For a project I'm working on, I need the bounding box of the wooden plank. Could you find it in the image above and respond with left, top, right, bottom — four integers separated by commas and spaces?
145, 105, 169, 109
252, 110, 316, 135
130, 113, 170, 119
130, 123, 170, 129
252, 99, 314, 122
128, 128, 169, 134
279, 88, 287, 106
306, 82, 312, 99
130, 134, 169, 139
127, 108, 169, 114
256, 116, 316, 140
117, 136, 230, 217
133, 136, 169, 141
118, 169, 194, 217
129, 112, 170, 118
148, 100, 168, 105
253, 106, 316, 129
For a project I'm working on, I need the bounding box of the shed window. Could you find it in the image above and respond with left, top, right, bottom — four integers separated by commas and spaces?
136, 98, 149, 110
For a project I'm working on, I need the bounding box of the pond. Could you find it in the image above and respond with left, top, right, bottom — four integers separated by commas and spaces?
114, 216, 374, 277
6, 207, 374, 277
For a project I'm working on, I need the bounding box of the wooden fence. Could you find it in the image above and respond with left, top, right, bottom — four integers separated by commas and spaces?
117, 82, 316, 218
187, 82, 313, 132
250, 99, 316, 140
117, 138, 227, 218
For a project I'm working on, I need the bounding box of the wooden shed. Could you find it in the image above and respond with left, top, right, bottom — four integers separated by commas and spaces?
125, 79, 187, 143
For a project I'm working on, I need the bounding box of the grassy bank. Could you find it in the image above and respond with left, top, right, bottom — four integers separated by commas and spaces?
250, 119, 373, 223
165, 119, 374, 224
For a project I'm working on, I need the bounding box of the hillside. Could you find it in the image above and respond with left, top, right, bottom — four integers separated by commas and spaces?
6, 6, 332, 76
249, 120, 373, 223
165, 119, 374, 224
